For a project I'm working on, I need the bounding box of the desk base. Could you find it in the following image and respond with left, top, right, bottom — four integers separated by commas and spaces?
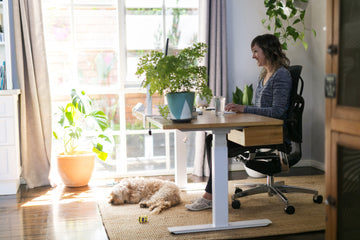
168, 219, 272, 234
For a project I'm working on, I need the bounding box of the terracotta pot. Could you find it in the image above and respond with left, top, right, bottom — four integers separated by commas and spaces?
56, 152, 95, 187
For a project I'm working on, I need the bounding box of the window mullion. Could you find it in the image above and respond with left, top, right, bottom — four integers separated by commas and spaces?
70, 0, 78, 87
162, 0, 166, 47
117, 0, 128, 175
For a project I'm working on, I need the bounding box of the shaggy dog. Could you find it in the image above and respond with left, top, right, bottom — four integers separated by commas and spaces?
109, 178, 181, 214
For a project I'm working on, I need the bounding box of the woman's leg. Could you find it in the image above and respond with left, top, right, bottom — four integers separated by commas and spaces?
185, 134, 247, 211
204, 134, 213, 194
204, 134, 248, 194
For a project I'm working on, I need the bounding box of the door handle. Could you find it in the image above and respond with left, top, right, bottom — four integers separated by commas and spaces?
327, 45, 338, 55
325, 195, 336, 207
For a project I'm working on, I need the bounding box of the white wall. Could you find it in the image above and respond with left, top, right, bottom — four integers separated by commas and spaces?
226, 0, 327, 168
309, 0, 327, 169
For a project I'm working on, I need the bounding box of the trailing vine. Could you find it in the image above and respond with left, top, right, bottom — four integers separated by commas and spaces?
262, 0, 316, 50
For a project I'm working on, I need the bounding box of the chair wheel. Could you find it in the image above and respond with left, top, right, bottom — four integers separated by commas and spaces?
313, 195, 323, 204
232, 200, 241, 209
235, 187, 242, 194
284, 205, 295, 214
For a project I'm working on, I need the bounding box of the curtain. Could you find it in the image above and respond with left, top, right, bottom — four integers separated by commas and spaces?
207, 0, 228, 98
13, 0, 52, 188
193, 0, 228, 177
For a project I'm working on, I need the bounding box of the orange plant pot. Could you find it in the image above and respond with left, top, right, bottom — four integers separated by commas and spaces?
56, 152, 95, 187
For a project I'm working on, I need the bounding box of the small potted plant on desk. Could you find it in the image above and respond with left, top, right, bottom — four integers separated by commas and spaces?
53, 89, 113, 187
135, 42, 213, 122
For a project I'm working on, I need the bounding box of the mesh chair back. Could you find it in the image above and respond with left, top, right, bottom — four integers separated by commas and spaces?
285, 65, 305, 144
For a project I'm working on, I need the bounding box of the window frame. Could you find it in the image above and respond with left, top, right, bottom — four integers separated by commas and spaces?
43, 0, 204, 178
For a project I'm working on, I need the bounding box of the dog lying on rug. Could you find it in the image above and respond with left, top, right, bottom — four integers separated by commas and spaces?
109, 177, 181, 214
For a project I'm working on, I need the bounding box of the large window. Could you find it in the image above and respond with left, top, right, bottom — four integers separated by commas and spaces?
42, 0, 203, 177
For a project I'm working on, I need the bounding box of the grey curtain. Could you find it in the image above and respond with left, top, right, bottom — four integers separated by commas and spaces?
193, 0, 228, 177
207, 0, 228, 98
13, 0, 52, 188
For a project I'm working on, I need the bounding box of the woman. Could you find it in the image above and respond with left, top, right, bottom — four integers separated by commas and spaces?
185, 33, 292, 211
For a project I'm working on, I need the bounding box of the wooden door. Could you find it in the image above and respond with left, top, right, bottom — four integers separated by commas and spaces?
325, 0, 360, 239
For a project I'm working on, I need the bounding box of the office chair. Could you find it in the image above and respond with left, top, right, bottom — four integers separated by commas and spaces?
230, 65, 323, 215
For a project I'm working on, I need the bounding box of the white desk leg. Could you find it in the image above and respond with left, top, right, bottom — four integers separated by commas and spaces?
211, 128, 230, 227
168, 128, 272, 234
175, 130, 187, 189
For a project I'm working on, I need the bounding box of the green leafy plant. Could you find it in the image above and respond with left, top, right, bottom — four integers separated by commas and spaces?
232, 84, 253, 105
135, 42, 213, 104
158, 105, 170, 119
53, 89, 113, 161
262, 0, 316, 50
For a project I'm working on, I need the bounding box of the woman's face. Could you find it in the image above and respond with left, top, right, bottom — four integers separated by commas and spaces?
251, 43, 267, 67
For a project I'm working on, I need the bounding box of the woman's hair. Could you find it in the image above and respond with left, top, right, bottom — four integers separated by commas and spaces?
251, 34, 290, 78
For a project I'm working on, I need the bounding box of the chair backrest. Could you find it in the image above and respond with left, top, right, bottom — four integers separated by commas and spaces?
286, 65, 305, 166
286, 65, 304, 143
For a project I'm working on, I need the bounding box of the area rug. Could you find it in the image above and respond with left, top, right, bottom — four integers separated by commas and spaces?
97, 175, 325, 240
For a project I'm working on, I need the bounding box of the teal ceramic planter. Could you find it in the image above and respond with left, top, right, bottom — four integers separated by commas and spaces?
166, 92, 195, 122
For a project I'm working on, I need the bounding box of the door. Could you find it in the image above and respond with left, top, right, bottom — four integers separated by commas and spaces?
325, 0, 360, 239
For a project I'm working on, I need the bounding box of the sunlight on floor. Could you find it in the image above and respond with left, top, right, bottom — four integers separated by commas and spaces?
21, 186, 95, 207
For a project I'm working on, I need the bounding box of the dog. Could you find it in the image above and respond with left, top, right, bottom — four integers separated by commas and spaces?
109, 177, 181, 214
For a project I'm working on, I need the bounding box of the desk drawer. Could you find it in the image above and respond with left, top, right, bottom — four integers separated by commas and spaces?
228, 125, 283, 146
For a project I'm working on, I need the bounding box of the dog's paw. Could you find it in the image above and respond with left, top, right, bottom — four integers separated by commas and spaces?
108, 196, 115, 205
150, 206, 162, 214
139, 202, 148, 208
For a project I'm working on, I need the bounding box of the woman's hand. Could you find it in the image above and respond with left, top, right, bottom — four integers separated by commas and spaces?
225, 103, 245, 113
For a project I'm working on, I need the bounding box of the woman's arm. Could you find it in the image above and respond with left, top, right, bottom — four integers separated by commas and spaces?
224, 103, 245, 112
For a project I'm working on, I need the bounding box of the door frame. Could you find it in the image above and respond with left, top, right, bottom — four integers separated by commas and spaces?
325, 1, 360, 239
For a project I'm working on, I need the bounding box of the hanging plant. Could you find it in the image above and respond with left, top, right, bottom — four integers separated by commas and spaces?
262, 0, 316, 50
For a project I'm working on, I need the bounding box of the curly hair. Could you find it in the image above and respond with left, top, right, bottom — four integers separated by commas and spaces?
251, 34, 290, 79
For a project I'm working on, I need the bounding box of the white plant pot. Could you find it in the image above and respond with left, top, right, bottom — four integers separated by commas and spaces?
195, 94, 209, 108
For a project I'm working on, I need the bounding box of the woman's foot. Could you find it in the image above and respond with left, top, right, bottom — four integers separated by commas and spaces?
185, 197, 212, 211
190, 192, 212, 203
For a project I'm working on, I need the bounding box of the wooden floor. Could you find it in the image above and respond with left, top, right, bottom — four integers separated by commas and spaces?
0, 167, 325, 240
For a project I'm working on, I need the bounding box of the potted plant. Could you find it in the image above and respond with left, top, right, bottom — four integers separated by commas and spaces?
262, 0, 316, 50
135, 42, 213, 122
232, 84, 254, 106
53, 89, 113, 187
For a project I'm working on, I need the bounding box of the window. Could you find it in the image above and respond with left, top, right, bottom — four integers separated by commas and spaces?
42, 0, 203, 177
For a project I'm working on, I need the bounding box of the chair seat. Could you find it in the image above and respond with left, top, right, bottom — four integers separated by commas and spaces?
244, 158, 281, 176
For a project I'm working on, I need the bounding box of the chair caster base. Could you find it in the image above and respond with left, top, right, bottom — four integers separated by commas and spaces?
313, 195, 323, 204
232, 200, 241, 209
284, 205, 295, 214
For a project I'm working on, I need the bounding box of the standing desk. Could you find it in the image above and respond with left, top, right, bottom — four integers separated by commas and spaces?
148, 111, 283, 234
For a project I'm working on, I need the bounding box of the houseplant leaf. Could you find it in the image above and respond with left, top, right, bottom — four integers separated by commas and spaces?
88, 110, 109, 131
93, 143, 108, 161
242, 84, 253, 106
232, 87, 243, 105
71, 89, 91, 114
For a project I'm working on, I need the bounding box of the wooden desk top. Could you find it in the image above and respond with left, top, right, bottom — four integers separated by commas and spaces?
148, 110, 283, 131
